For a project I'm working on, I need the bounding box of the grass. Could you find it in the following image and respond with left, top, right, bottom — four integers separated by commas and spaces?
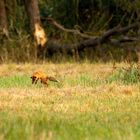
106, 66, 140, 85
0, 63, 140, 140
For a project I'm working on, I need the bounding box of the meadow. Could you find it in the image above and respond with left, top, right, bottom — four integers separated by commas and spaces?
0, 63, 140, 140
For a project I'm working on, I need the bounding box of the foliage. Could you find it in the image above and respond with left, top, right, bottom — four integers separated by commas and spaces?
0, 34, 36, 63
106, 65, 140, 85
0, 0, 140, 62
39, 0, 140, 31
4, 0, 140, 34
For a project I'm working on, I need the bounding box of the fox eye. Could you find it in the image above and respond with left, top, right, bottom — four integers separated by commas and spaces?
31, 76, 37, 80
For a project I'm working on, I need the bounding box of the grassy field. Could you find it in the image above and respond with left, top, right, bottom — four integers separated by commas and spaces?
0, 63, 140, 140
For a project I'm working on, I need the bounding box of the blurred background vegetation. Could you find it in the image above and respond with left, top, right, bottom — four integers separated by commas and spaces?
0, 0, 140, 63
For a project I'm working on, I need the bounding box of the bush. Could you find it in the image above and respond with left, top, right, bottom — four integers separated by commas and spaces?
106, 65, 140, 85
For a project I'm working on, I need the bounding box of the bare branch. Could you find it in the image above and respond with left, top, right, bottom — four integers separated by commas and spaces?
47, 18, 140, 53
76, 22, 139, 51
47, 17, 96, 39
109, 36, 138, 46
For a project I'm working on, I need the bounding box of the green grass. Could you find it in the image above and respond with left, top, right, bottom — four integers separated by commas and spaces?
0, 93, 140, 140
0, 63, 140, 140
106, 67, 140, 85
0, 113, 139, 140
0, 75, 30, 88
0, 74, 102, 88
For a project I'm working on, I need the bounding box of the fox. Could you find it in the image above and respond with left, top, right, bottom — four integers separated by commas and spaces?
31, 71, 59, 86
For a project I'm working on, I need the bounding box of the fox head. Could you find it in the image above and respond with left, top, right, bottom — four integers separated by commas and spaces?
31, 76, 37, 84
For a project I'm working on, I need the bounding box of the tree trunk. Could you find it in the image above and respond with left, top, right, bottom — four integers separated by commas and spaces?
24, 0, 40, 32
0, 0, 9, 38
24, 0, 47, 47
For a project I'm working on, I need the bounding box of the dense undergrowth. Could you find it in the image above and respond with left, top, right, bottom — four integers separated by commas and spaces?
0, 0, 140, 63
0, 36, 139, 63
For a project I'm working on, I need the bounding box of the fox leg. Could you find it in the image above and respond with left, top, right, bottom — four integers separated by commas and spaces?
31, 76, 36, 84
35, 78, 39, 84
40, 78, 49, 86
32, 79, 35, 84
43, 82, 48, 87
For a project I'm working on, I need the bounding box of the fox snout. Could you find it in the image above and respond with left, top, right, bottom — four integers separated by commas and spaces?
31, 76, 37, 84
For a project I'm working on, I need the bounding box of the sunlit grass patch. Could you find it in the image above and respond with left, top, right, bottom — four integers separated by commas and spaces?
0, 91, 140, 140
0, 63, 139, 140
0, 75, 31, 88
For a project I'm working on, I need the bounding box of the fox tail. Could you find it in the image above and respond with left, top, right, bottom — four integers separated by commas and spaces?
48, 76, 60, 83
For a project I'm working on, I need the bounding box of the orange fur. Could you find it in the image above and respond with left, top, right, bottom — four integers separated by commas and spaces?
31, 71, 46, 84
31, 71, 59, 86
40, 77, 49, 86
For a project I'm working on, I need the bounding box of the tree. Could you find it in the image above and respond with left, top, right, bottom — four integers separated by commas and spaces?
0, 0, 47, 47
0, 0, 9, 38
0, 0, 139, 62
24, 0, 47, 47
